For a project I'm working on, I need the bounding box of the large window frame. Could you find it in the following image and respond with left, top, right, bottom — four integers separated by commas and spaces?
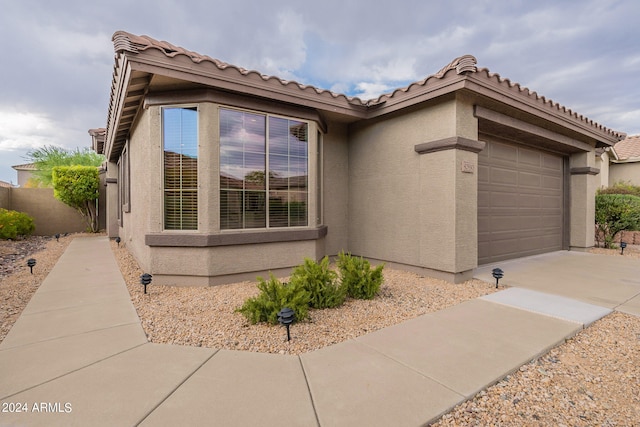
219, 107, 310, 230
162, 106, 199, 231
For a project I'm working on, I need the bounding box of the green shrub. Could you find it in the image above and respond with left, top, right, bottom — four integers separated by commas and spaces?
52, 166, 100, 232
236, 273, 310, 325
290, 257, 346, 309
0, 208, 35, 240
595, 193, 640, 248
598, 181, 640, 198
337, 251, 384, 300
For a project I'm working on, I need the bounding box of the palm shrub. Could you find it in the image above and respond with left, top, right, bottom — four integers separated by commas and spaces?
0, 208, 35, 240
337, 251, 384, 300
236, 273, 310, 325
595, 193, 640, 248
289, 257, 347, 309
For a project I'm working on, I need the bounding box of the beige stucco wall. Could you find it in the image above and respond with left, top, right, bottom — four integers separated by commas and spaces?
569, 150, 598, 249
322, 122, 349, 256
10, 188, 87, 235
417, 148, 479, 273
609, 162, 640, 186
16, 170, 34, 187
597, 151, 610, 188
0, 187, 9, 209
347, 95, 479, 281
120, 106, 155, 270
150, 240, 321, 286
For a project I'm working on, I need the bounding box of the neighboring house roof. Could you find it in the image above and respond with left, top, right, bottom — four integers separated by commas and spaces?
11, 163, 38, 171
611, 134, 640, 162
0, 180, 14, 188
88, 128, 106, 155
102, 30, 626, 162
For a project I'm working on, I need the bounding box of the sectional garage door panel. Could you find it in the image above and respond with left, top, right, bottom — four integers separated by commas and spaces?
478, 138, 565, 265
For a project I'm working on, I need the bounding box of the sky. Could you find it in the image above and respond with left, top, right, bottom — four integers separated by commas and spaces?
1, 0, 639, 184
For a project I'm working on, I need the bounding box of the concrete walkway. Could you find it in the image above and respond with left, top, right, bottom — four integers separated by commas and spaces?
0, 238, 638, 426
474, 250, 640, 316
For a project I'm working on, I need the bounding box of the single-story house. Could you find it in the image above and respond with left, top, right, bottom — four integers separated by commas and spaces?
91, 31, 625, 286
598, 135, 640, 187
11, 163, 38, 187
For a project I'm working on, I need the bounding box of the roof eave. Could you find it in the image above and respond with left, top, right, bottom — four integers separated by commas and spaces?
463, 72, 623, 147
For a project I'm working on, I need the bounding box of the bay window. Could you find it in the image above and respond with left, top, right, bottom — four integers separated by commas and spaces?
220, 108, 309, 229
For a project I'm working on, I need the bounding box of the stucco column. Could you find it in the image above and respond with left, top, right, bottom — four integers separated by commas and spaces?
569, 150, 599, 249
415, 138, 485, 282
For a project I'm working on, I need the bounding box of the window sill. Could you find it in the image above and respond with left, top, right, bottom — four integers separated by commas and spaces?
145, 226, 328, 247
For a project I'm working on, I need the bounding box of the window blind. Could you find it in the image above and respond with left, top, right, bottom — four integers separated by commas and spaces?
163, 107, 198, 230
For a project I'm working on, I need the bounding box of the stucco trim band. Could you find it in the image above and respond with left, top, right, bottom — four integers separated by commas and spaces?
414, 136, 486, 154
145, 225, 328, 247
570, 167, 600, 175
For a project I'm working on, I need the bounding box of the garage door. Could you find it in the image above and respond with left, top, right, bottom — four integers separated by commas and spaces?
478, 137, 565, 265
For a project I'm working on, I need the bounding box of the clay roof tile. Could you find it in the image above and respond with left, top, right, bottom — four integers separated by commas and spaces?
107, 31, 625, 149
613, 135, 640, 160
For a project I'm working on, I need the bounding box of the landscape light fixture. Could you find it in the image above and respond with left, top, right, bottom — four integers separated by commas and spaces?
27, 258, 36, 274
115, 236, 121, 247
277, 307, 295, 342
140, 273, 152, 294
620, 241, 627, 255
54, 233, 60, 242
491, 267, 504, 289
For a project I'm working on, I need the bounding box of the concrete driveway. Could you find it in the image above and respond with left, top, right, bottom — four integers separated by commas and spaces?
474, 250, 640, 316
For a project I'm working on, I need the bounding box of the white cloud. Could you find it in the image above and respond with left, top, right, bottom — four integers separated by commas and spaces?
352, 82, 395, 101
227, 8, 308, 82
0, 110, 61, 152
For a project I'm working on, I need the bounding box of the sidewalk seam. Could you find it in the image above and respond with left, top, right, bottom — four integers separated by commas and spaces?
1, 342, 148, 401
614, 289, 640, 311
134, 349, 220, 426
478, 299, 587, 327
297, 355, 322, 427
15, 295, 135, 317
354, 339, 465, 399
0, 321, 144, 352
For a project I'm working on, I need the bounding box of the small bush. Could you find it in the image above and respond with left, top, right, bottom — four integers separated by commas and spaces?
595, 193, 640, 248
337, 251, 384, 300
598, 181, 640, 198
236, 273, 310, 325
0, 208, 35, 240
290, 257, 346, 309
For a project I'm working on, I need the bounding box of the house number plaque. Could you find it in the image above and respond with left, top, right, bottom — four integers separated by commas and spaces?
461, 160, 475, 174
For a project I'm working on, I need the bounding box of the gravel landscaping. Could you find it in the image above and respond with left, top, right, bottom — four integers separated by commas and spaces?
109, 238, 500, 355
1, 235, 639, 425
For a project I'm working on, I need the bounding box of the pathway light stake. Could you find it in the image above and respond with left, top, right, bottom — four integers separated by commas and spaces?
140, 273, 152, 294
55, 233, 60, 242
491, 267, 504, 288
27, 258, 36, 274
620, 241, 627, 255
115, 236, 121, 247
277, 307, 295, 342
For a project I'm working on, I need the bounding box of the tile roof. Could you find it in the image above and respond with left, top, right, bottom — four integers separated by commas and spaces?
105, 31, 625, 159
114, 31, 623, 139
0, 180, 14, 188
612, 134, 640, 160
11, 163, 37, 171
